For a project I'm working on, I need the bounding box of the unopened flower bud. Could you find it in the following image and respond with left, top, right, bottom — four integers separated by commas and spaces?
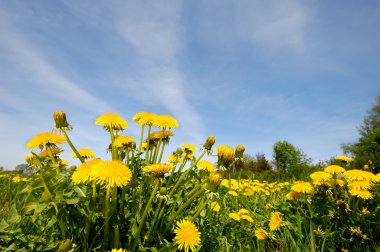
203, 136, 216, 151
54, 110, 71, 130
235, 145, 245, 158
175, 148, 183, 156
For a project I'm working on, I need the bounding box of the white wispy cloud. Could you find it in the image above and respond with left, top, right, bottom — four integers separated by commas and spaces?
0, 13, 112, 114
233, 0, 311, 54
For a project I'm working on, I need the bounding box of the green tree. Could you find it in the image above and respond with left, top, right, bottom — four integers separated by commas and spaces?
273, 141, 311, 178
342, 95, 380, 168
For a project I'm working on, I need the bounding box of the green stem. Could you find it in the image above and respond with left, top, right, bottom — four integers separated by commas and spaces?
110, 128, 117, 160
168, 150, 206, 198
62, 130, 85, 163
132, 179, 160, 250
170, 186, 204, 222
104, 186, 111, 248
92, 181, 97, 200
145, 125, 152, 163
153, 140, 162, 164
138, 125, 145, 153
190, 198, 208, 221
149, 199, 164, 235
158, 142, 166, 163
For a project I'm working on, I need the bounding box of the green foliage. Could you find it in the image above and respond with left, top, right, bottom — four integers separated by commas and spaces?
273, 141, 311, 179
342, 95, 380, 168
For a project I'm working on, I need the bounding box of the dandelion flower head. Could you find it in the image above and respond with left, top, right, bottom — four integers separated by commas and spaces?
197, 160, 215, 172
71, 148, 96, 159
181, 143, 197, 152
27, 132, 66, 149
255, 228, 268, 240
269, 212, 282, 231
324, 165, 346, 175
92, 160, 132, 188
95, 113, 128, 131
153, 114, 179, 128
143, 163, 173, 175
291, 181, 314, 194
71, 159, 102, 185
174, 219, 201, 252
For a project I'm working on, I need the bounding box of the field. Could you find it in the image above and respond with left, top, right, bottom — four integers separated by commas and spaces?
1, 111, 379, 252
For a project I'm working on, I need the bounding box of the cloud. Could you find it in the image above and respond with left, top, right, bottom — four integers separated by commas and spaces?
0, 13, 112, 114
114, 2, 205, 142
234, 0, 311, 54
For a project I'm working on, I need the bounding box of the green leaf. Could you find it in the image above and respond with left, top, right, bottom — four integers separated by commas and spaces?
7, 204, 21, 224
64, 198, 80, 204
39, 187, 52, 202
73, 186, 87, 198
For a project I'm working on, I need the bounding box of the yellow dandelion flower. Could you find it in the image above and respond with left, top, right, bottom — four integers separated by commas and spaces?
95, 113, 128, 131
71, 159, 102, 185
12, 176, 22, 183
39, 147, 63, 157
60, 159, 69, 166
255, 228, 268, 240
181, 143, 197, 152
210, 202, 220, 212
174, 219, 201, 252
349, 188, 373, 200
110, 249, 130, 252
341, 248, 349, 252
343, 169, 375, 183
141, 142, 147, 150
238, 209, 250, 216
149, 131, 174, 140
228, 190, 238, 196
229, 213, 241, 221
327, 179, 345, 187
286, 191, 299, 200
92, 160, 132, 188
310, 171, 332, 182
143, 163, 173, 175
361, 208, 370, 216
26, 132, 66, 149
113, 136, 135, 148
336, 155, 354, 162
291, 181, 314, 194
348, 180, 372, 190
71, 148, 96, 159
240, 214, 254, 223
373, 173, 380, 183
132, 111, 151, 122
197, 160, 215, 172
269, 212, 282, 231
182, 152, 195, 160
216, 145, 235, 162
136, 112, 158, 126
167, 154, 183, 163
208, 172, 222, 184
153, 114, 179, 128
324, 165, 346, 175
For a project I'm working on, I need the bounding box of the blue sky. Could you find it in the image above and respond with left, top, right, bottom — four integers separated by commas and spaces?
0, 1, 379, 170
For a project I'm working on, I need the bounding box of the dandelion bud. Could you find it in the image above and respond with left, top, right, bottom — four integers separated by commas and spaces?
223, 148, 235, 161
54, 110, 71, 130
203, 136, 216, 151
175, 148, 183, 156
235, 145, 245, 158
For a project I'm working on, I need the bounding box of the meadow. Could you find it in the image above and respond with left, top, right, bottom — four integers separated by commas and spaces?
0, 111, 379, 252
